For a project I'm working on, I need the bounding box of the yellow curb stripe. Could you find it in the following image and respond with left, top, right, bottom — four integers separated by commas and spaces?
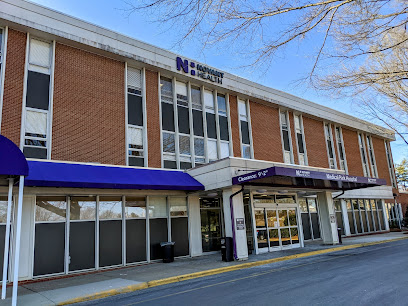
57, 236, 408, 305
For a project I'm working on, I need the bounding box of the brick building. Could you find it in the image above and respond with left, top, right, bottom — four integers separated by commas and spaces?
0, 0, 400, 282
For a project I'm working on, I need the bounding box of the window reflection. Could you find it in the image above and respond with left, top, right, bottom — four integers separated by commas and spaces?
36, 196, 66, 222
0, 197, 9, 224
125, 197, 146, 218
70, 197, 96, 220
99, 197, 122, 220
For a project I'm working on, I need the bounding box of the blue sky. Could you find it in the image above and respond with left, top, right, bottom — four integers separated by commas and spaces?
30, 0, 405, 163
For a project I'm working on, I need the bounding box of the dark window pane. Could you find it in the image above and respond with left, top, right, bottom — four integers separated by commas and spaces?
26, 71, 50, 110
180, 162, 192, 170
297, 133, 304, 153
99, 220, 122, 267
193, 110, 204, 136
69, 221, 95, 271
164, 160, 177, 169
282, 130, 290, 151
129, 156, 144, 167
206, 113, 217, 139
219, 116, 229, 141
327, 140, 334, 158
171, 218, 189, 257
126, 219, 146, 263
338, 143, 344, 160
162, 102, 175, 131
128, 94, 143, 126
177, 106, 190, 134
34, 223, 65, 276
149, 219, 168, 260
241, 121, 250, 145
24, 146, 47, 159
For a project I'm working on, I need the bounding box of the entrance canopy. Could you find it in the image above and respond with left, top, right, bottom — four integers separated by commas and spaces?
0, 135, 29, 178
25, 160, 204, 191
232, 166, 386, 191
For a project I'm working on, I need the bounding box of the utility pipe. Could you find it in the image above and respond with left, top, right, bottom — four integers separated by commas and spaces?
229, 185, 244, 260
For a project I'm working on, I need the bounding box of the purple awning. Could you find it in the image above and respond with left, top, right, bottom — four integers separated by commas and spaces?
25, 160, 204, 191
232, 166, 386, 190
0, 135, 29, 177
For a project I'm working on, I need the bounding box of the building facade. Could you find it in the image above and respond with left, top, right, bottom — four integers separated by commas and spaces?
0, 0, 399, 282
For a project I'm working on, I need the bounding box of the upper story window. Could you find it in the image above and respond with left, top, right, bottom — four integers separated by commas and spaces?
127, 67, 145, 167
358, 133, 370, 177
294, 114, 307, 165
385, 140, 397, 188
160, 77, 230, 169
324, 123, 336, 169
334, 127, 347, 172
280, 111, 292, 164
23, 38, 53, 160
366, 135, 377, 177
238, 99, 251, 159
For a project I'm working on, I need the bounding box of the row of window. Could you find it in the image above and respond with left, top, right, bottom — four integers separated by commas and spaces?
0, 33, 397, 183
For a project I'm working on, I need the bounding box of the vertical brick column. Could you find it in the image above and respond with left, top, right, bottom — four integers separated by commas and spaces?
228, 95, 241, 157
145, 69, 161, 168
289, 111, 298, 164
302, 116, 329, 168
372, 136, 391, 185
250, 101, 283, 162
52, 43, 126, 165
342, 128, 364, 176
1, 29, 26, 146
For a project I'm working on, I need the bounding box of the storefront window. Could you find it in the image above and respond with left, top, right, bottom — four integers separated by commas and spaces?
299, 198, 308, 213
149, 197, 167, 218
70, 197, 96, 220
125, 196, 146, 218
169, 197, 188, 217
0, 196, 9, 223
35, 196, 66, 222
276, 195, 296, 204
99, 196, 122, 220
255, 209, 266, 228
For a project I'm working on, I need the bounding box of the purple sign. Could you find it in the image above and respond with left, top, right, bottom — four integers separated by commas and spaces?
232, 166, 387, 186
176, 57, 224, 84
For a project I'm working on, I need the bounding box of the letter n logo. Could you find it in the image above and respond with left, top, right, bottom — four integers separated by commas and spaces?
176, 57, 189, 73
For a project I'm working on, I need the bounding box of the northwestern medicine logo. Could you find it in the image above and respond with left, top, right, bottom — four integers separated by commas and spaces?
176, 57, 224, 84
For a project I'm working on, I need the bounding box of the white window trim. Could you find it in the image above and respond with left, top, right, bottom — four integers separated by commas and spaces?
226, 93, 233, 157
246, 99, 255, 159
238, 98, 254, 159
358, 133, 370, 177
366, 135, 378, 178
334, 126, 348, 174
125, 64, 147, 167
0, 26, 9, 134
20, 35, 54, 160
279, 109, 294, 164
324, 123, 337, 169
293, 113, 308, 166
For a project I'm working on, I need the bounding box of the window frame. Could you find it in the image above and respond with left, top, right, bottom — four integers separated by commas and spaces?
238, 98, 253, 159
0, 27, 8, 134
366, 135, 378, 178
334, 126, 348, 173
384, 140, 397, 188
21, 35, 55, 160
279, 109, 294, 164
358, 133, 370, 177
324, 123, 337, 169
125, 64, 147, 167
293, 113, 308, 166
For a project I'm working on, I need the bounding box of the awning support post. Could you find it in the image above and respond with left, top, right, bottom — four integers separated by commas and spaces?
1, 178, 14, 299
11, 176, 24, 306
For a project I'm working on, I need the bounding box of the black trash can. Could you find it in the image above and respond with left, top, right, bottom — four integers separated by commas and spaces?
337, 228, 342, 244
160, 242, 175, 263
220, 237, 234, 262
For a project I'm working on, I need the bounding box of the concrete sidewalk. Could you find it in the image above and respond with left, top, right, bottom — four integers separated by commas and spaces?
1, 232, 406, 306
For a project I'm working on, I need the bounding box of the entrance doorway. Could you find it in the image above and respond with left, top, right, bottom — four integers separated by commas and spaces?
200, 198, 223, 252
255, 206, 300, 252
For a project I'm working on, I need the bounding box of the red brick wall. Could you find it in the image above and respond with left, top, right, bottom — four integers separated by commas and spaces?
1, 29, 26, 146
302, 116, 329, 168
250, 101, 283, 162
289, 112, 298, 164
229, 95, 241, 157
145, 70, 161, 168
372, 136, 391, 185
342, 128, 364, 177
52, 43, 126, 165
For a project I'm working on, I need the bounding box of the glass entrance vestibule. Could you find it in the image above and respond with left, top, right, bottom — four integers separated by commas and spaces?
33, 195, 189, 278
250, 195, 302, 253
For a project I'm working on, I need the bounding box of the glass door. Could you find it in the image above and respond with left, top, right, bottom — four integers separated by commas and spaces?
200, 198, 223, 252
255, 209, 268, 252
266, 209, 280, 250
